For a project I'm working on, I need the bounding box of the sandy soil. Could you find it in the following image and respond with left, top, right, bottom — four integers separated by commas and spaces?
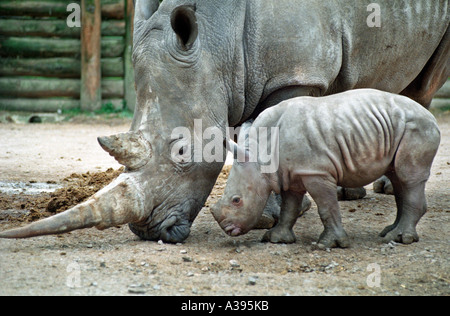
0, 114, 449, 296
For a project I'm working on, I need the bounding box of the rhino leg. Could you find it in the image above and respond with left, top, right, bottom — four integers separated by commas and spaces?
304, 178, 350, 249
255, 193, 311, 229
262, 191, 305, 244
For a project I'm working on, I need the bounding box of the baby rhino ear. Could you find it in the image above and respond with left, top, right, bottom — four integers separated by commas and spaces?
223, 138, 249, 162
237, 120, 254, 145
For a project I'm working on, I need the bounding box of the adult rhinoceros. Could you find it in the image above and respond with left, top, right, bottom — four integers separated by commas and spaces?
1, 0, 448, 243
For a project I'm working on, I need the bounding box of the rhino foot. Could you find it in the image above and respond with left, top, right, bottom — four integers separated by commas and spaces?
379, 224, 419, 244
262, 226, 296, 244
314, 228, 350, 249
337, 187, 367, 201
373, 175, 394, 195
255, 194, 311, 229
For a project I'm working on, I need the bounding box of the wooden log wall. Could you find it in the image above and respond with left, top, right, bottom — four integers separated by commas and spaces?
0, 0, 446, 113
0, 0, 136, 112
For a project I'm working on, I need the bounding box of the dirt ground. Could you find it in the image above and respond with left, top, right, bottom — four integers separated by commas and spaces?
0, 113, 449, 296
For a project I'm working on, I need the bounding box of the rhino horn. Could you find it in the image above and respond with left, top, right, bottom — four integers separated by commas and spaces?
0, 174, 146, 239
98, 131, 151, 170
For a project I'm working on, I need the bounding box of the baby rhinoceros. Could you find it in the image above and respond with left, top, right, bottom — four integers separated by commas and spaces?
211, 89, 440, 248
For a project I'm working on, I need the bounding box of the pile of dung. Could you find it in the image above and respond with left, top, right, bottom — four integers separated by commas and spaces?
46, 167, 124, 214
0, 168, 124, 223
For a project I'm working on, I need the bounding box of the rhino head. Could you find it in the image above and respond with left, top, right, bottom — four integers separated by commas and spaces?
0, 0, 246, 243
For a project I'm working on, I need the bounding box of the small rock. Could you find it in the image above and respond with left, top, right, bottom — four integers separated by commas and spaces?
187, 272, 194, 277
324, 261, 339, 272
229, 260, 240, 268
180, 249, 187, 254
128, 284, 146, 294
248, 276, 257, 285
128, 287, 146, 294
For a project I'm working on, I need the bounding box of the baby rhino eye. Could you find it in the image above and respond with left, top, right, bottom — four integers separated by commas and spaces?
232, 196, 241, 205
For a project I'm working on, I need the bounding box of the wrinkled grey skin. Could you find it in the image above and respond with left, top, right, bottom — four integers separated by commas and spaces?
0, 0, 448, 243
212, 89, 441, 248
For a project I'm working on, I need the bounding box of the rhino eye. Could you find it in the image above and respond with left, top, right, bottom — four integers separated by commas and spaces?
232, 196, 241, 205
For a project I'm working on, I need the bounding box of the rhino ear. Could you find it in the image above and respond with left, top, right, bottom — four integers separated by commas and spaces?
223, 139, 249, 163
171, 5, 198, 50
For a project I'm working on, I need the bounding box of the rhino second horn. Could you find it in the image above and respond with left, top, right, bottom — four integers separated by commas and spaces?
98, 131, 151, 170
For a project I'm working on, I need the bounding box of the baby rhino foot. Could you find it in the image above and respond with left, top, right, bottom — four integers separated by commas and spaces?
380, 224, 419, 244
337, 187, 367, 201
255, 195, 312, 229
315, 228, 350, 249
255, 213, 276, 230
262, 226, 296, 244
373, 176, 394, 195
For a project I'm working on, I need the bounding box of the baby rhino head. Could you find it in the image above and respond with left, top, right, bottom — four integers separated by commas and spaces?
211, 140, 272, 237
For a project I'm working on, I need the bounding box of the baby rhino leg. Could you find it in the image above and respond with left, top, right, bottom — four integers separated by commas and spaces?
256, 193, 311, 229
380, 175, 426, 244
262, 191, 305, 244
304, 178, 350, 249
380, 125, 440, 244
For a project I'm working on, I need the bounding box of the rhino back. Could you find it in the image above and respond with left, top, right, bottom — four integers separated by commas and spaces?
336, 0, 449, 93
243, 0, 448, 117
260, 90, 415, 186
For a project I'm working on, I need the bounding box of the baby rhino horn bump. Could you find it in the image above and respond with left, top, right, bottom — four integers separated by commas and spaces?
98, 131, 151, 170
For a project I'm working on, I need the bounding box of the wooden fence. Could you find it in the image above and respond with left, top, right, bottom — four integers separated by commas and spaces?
0, 0, 136, 112
0, 0, 448, 113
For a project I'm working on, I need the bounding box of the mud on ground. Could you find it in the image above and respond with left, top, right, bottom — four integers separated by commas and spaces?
0, 114, 449, 296
0, 167, 124, 223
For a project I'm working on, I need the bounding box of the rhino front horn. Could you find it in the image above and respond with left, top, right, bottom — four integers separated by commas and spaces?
0, 174, 146, 239
98, 131, 151, 170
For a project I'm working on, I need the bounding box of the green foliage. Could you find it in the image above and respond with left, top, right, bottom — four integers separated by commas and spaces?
61, 102, 133, 120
